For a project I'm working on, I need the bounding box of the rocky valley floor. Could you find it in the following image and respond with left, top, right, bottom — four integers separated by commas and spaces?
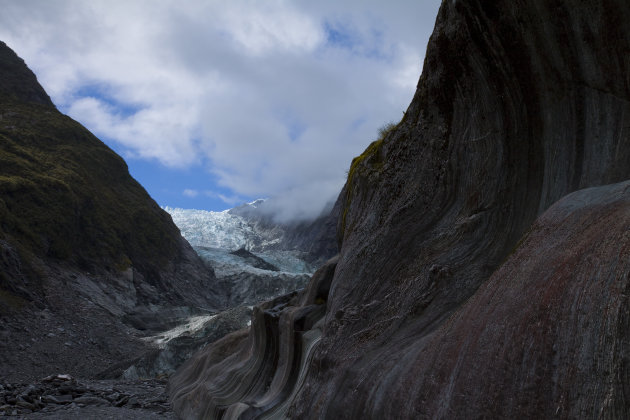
0, 298, 173, 418
0, 236, 322, 418
0, 375, 173, 418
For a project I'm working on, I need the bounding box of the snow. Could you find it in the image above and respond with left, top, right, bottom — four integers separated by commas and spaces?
143, 314, 217, 348
165, 206, 259, 250
164, 205, 317, 276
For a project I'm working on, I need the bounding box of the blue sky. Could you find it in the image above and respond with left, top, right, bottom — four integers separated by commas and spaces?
0, 0, 441, 220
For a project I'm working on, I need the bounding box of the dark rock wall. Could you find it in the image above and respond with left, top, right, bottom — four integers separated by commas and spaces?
170, 1, 630, 418
296, 1, 630, 415
170, 259, 336, 419
365, 180, 629, 419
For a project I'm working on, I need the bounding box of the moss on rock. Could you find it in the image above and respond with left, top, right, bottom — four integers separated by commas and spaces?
341, 121, 398, 235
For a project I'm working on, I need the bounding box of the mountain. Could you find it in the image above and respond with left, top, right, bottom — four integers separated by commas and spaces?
0, 41, 221, 381
166, 197, 338, 268
165, 199, 338, 309
169, 1, 630, 418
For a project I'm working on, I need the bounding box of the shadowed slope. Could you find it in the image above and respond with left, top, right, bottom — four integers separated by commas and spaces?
377, 179, 630, 419
0, 40, 220, 310
0, 41, 224, 381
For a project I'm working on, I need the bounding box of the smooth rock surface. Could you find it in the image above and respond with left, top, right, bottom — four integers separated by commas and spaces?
169, 258, 337, 419
169, 1, 630, 418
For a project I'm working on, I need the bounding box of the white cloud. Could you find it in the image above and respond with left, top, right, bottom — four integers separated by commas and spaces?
216, 193, 247, 207
220, 1, 323, 55
183, 189, 199, 198
0, 0, 441, 219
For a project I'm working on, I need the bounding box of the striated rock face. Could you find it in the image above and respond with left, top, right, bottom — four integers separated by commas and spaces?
362, 179, 629, 419
170, 258, 336, 419
169, 0, 630, 418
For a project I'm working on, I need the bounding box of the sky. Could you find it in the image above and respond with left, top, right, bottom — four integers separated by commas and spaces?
0, 0, 441, 221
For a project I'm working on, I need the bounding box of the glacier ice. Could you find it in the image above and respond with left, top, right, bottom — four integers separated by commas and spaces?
164, 205, 316, 276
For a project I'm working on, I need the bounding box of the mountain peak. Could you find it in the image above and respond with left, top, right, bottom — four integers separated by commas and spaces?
0, 41, 53, 107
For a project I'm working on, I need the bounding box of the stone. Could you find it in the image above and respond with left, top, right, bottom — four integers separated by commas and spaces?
169, 1, 630, 419
41, 394, 73, 404
15, 399, 34, 410
73, 396, 110, 406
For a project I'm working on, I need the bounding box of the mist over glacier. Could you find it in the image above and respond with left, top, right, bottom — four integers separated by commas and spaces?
164, 198, 330, 275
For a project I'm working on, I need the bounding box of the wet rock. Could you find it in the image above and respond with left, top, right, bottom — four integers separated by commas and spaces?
170, 260, 336, 418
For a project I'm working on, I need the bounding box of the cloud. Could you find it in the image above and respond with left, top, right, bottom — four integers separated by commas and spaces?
213, 193, 245, 207
183, 189, 199, 198
0, 0, 441, 220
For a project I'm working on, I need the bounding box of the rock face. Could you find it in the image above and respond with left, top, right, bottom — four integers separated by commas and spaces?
169, 1, 630, 418
170, 259, 335, 419
0, 40, 222, 381
359, 179, 628, 419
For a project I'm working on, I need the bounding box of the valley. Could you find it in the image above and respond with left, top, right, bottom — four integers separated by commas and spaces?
1, 0, 630, 418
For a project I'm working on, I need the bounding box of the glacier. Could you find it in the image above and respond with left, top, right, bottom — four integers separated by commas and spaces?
165, 206, 269, 251
164, 203, 317, 276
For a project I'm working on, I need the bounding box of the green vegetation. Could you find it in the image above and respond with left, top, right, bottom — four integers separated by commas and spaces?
341, 121, 399, 235
0, 98, 181, 280
346, 121, 397, 185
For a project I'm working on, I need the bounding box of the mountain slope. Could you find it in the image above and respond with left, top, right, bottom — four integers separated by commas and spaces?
169, 1, 630, 418
0, 41, 221, 380
0, 40, 219, 309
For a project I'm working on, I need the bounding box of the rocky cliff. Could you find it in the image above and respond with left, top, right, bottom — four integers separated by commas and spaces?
0, 41, 222, 381
169, 0, 630, 418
